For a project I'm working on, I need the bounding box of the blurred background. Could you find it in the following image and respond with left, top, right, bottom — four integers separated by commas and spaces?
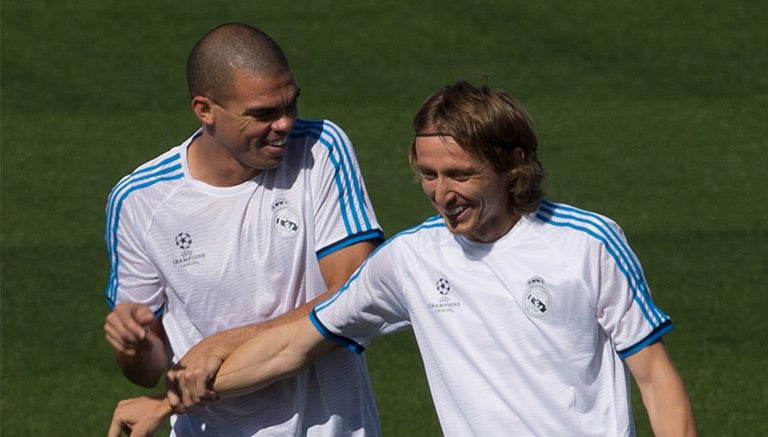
2, 1, 766, 434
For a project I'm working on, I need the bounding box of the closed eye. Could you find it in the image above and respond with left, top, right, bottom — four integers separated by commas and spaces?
417, 166, 437, 180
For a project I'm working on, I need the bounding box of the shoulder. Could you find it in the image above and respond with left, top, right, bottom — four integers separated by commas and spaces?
106, 146, 186, 213
379, 215, 448, 252
289, 119, 355, 154
532, 200, 623, 240
290, 118, 349, 142
530, 200, 633, 264
351, 216, 447, 279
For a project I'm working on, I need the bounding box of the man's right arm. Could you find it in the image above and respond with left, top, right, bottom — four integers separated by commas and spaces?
211, 316, 336, 397
105, 302, 169, 388
167, 239, 379, 410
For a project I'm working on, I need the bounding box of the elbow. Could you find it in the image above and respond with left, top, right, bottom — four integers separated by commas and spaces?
113, 353, 165, 388
122, 368, 163, 388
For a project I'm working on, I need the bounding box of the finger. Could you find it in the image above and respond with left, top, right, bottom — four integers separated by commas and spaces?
165, 373, 190, 414
166, 387, 184, 413
104, 325, 142, 356
107, 414, 127, 437
106, 308, 147, 345
180, 369, 200, 409
182, 366, 215, 409
108, 303, 159, 352
165, 366, 180, 384
131, 303, 156, 327
203, 355, 224, 382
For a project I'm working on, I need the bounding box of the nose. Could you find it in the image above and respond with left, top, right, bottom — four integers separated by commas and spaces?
430, 177, 455, 206
272, 112, 296, 133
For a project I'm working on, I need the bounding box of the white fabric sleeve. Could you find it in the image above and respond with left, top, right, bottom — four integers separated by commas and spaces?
593, 220, 672, 358
104, 194, 165, 314
312, 242, 411, 352
309, 120, 383, 259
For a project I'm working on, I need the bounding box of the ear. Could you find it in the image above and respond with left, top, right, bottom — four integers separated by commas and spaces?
514, 147, 525, 161
191, 96, 216, 125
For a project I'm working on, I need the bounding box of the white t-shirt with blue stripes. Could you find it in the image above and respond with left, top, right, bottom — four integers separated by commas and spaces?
313, 200, 671, 436
105, 119, 383, 436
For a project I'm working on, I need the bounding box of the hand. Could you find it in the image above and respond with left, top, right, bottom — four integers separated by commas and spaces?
107, 394, 171, 437
105, 303, 156, 357
166, 339, 226, 412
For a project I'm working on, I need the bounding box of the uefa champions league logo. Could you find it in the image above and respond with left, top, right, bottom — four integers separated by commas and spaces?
172, 232, 205, 267
436, 277, 451, 297
175, 232, 192, 251
429, 277, 461, 313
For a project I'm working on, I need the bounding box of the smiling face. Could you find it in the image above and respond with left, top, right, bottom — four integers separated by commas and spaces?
414, 135, 517, 243
192, 69, 300, 185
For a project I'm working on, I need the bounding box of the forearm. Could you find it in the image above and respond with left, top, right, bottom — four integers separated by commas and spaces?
212, 318, 333, 398
639, 372, 697, 437
181, 300, 318, 365
627, 342, 698, 436
113, 334, 168, 388
212, 324, 304, 396
201, 239, 376, 388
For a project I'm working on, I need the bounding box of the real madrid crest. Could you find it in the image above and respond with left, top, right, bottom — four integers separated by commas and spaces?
271, 199, 301, 238
522, 275, 552, 318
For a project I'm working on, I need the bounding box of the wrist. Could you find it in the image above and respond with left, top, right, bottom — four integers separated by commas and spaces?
161, 394, 175, 417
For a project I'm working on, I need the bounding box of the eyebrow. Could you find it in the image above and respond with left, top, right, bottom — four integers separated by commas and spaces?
243, 88, 301, 117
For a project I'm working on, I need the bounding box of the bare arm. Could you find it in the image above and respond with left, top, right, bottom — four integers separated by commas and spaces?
625, 340, 698, 437
108, 317, 337, 436
104, 302, 168, 388
108, 394, 171, 437
167, 240, 378, 408
212, 316, 338, 397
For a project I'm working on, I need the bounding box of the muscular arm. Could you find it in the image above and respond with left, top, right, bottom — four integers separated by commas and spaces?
212, 316, 337, 397
109, 317, 337, 437
625, 340, 698, 437
185, 240, 375, 356
167, 240, 378, 408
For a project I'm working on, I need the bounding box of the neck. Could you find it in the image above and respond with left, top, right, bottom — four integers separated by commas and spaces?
187, 133, 260, 187
467, 212, 523, 243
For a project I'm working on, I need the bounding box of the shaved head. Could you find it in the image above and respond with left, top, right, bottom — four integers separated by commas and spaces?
187, 23, 291, 103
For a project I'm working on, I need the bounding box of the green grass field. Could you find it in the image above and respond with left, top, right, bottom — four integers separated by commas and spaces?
2, 1, 766, 435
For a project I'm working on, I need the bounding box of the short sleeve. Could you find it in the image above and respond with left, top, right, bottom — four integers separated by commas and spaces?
312, 241, 410, 352
593, 222, 672, 358
104, 189, 165, 315
305, 120, 383, 259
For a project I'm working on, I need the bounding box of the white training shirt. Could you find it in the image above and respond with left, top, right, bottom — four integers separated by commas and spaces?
313, 200, 672, 436
105, 119, 383, 436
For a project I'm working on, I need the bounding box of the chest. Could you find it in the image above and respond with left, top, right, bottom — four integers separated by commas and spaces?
142, 183, 313, 288
404, 241, 600, 345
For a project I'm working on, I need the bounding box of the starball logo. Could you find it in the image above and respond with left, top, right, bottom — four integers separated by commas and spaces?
428, 277, 462, 313
172, 232, 206, 268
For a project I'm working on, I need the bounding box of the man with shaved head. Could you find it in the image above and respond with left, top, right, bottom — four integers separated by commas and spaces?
103, 23, 383, 436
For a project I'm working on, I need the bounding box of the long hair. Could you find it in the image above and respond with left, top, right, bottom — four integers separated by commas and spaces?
409, 80, 546, 215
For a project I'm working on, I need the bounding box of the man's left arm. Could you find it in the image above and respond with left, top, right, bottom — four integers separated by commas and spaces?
625, 340, 698, 437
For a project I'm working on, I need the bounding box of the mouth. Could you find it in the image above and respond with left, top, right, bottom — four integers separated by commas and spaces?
442, 205, 468, 222
266, 137, 288, 147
